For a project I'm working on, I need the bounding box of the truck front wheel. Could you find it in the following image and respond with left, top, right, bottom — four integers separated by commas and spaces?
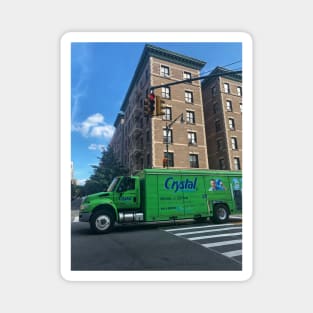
90, 210, 115, 234
212, 204, 229, 224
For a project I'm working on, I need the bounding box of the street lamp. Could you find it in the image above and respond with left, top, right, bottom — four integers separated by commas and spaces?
164, 113, 184, 169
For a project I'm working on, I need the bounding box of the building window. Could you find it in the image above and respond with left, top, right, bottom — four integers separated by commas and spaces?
229, 118, 235, 130
185, 91, 193, 103
162, 87, 171, 99
219, 158, 226, 170
237, 86, 242, 96
234, 157, 241, 170
224, 83, 230, 93
215, 120, 222, 132
240, 103, 243, 113
163, 107, 172, 121
189, 154, 199, 168
163, 129, 173, 144
183, 71, 192, 82
160, 65, 170, 77
231, 137, 238, 150
146, 130, 150, 143
217, 139, 224, 151
164, 152, 174, 167
226, 100, 233, 112
212, 86, 217, 96
186, 111, 195, 124
188, 132, 197, 145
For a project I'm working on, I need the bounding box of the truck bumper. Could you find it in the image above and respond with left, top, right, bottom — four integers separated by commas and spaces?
79, 212, 91, 222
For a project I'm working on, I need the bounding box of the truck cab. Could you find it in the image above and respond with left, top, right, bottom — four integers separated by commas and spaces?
79, 176, 142, 233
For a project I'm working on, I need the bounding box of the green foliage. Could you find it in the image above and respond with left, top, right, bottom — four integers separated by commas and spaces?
81, 145, 128, 195
71, 183, 83, 200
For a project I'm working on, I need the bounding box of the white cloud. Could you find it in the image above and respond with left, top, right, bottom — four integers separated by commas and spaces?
71, 45, 91, 125
90, 125, 115, 138
77, 179, 87, 186
88, 144, 106, 151
73, 113, 115, 139
88, 144, 97, 150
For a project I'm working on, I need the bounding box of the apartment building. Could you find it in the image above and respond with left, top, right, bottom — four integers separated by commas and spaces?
201, 67, 242, 170
71, 161, 77, 185
111, 44, 209, 174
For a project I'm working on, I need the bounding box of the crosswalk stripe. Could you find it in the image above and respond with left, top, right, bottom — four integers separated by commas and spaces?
202, 239, 242, 248
165, 223, 237, 232
222, 250, 242, 257
175, 226, 241, 236
188, 232, 242, 241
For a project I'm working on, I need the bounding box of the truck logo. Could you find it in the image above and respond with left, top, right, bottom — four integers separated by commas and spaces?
164, 177, 197, 193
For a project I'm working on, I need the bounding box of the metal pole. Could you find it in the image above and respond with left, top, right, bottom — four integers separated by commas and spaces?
150, 70, 242, 91
164, 113, 183, 169
166, 121, 169, 169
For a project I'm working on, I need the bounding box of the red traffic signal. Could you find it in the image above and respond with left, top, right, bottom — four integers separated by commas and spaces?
149, 92, 155, 101
148, 92, 155, 115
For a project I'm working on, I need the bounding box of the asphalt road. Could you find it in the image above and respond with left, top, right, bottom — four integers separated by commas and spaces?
71, 218, 242, 271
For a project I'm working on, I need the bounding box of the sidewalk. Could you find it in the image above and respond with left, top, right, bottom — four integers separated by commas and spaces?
229, 214, 242, 221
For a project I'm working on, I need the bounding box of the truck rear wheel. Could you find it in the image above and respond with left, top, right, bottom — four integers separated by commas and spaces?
90, 210, 115, 234
212, 204, 229, 224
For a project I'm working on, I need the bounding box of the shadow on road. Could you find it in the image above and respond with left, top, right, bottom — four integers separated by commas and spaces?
72, 217, 241, 236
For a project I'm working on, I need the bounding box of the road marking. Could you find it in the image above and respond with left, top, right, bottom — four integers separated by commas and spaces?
73, 216, 79, 223
188, 232, 242, 241
175, 226, 241, 236
202, 239, 242, 248
163, 226, 242, 263
222, 250, 242, 257
165, 223, 237, 232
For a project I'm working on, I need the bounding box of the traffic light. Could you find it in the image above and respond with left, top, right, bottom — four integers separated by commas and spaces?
149, 92, 155, 115
156, 96, 166, 116
143, 98, 151, 117
144, 92, 155, 117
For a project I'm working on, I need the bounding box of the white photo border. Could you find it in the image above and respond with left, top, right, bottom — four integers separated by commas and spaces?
60, 32, 253, 282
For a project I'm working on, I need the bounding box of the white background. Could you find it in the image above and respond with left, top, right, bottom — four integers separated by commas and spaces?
1, 1, 312, 312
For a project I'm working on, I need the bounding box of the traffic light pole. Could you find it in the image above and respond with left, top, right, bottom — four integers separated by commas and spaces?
165, 113, 184, 169
150, 70, 242, 92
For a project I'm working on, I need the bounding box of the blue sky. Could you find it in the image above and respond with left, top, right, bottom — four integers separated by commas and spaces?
71, 42, 242, 185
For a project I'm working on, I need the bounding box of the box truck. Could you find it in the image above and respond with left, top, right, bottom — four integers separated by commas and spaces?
79, 169, 242, 234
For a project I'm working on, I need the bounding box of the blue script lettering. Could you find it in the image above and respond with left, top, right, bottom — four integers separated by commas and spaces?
164, 177, 197, 193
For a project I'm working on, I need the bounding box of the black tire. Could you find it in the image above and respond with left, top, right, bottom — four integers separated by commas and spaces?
212, 204, 229, 224
90, 210, 115, 234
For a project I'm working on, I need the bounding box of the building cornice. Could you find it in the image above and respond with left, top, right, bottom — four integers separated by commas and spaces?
113, 112, 125, 128
121, 44, 206, 111
202, 66, 242, 89
145, 44, 206, 70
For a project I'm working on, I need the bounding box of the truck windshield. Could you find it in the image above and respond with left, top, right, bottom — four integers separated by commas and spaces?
107, 177, 120, 192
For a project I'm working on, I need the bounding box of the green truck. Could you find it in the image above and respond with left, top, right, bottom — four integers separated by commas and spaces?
79, 169, 242, 234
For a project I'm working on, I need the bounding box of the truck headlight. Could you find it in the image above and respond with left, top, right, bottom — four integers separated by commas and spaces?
80, 197, 88, 211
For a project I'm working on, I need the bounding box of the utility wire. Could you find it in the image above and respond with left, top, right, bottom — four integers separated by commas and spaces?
200, 60, 242, 76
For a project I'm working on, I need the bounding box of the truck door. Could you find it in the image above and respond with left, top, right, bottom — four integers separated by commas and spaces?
231, 176, 242, 211
115, 177, 139, 210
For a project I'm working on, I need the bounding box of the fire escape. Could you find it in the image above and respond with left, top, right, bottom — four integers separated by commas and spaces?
129, 103, 144, 173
